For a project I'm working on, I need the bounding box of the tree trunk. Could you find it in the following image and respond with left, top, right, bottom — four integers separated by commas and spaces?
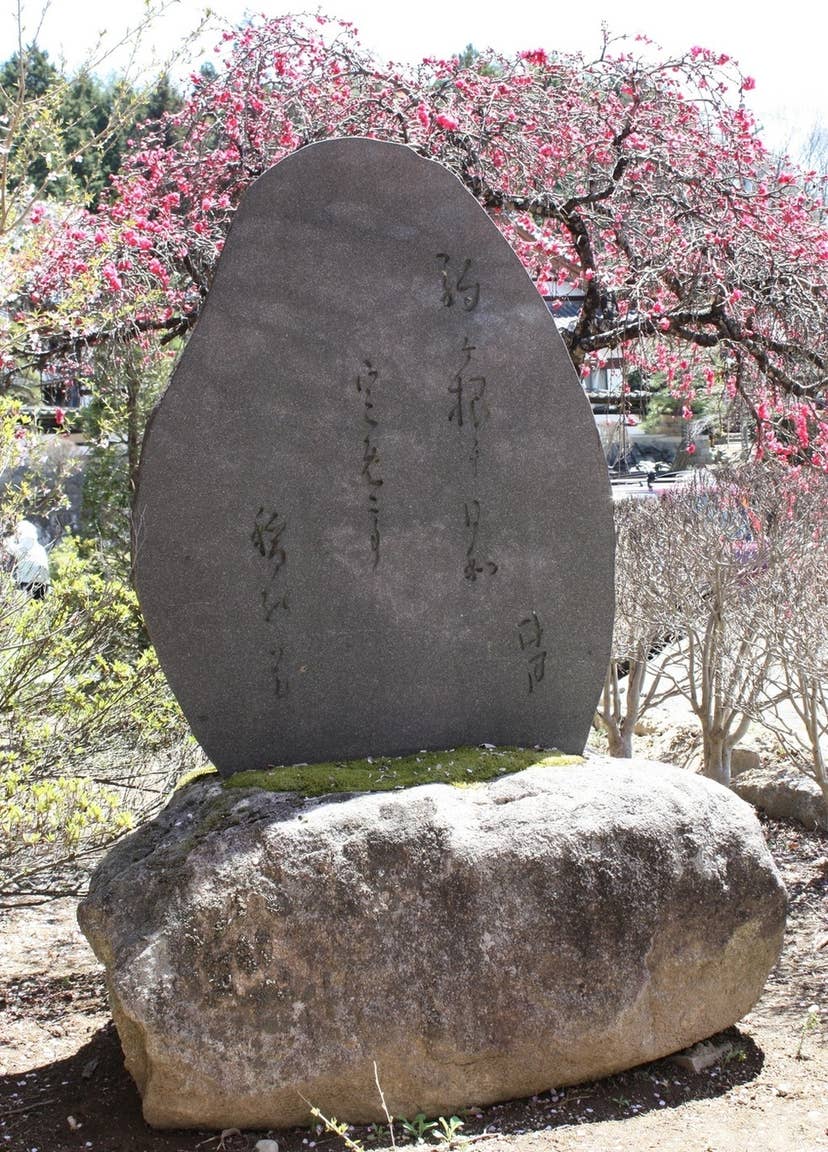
810, 714, 828, 824
596, 663, 634, 758
817, 775, 828, 826
607, 725, 633, 758
126, 361, 141, 496
701, 731, 731, 786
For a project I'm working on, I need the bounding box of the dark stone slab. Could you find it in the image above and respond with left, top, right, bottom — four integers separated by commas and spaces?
134, 139, 614, 775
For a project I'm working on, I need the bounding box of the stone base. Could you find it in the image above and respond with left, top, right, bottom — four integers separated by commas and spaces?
78, 757, 786, 1129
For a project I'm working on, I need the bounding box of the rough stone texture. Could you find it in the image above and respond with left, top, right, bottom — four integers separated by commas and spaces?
669, 1039, 734, 1074
731, 747, 763, 777
78, 758, 786, 1130
133, 139, 613, 775
732, 763, 828, 832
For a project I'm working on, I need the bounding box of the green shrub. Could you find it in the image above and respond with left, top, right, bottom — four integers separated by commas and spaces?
0, 516, 201, 899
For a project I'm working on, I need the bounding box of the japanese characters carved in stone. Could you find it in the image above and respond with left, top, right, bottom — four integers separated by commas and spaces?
133, 139, 614, 774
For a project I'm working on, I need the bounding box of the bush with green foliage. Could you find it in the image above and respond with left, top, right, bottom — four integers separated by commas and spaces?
0, 45, 183, 206
79, 342, 175, 559
0, 407, 201, 900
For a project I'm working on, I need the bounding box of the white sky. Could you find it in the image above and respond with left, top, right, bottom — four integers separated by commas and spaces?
3, 0, 826, 156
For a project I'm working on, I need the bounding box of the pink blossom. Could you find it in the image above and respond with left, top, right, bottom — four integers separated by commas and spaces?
434, 113, 458, 131
102, 263, 123, 292
520, 49, 548, 67
7, 11, 825, 479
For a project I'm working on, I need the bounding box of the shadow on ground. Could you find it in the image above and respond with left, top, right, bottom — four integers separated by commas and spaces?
0, 1019, 765, 1152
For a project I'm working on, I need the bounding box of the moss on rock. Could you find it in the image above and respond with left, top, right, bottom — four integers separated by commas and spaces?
223, 746, 581, 797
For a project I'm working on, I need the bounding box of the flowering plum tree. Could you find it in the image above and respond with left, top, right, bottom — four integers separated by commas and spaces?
2, 14, 827, 465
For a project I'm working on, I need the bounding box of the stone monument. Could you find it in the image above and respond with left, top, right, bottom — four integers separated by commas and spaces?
133, 138, 614, 774
82, 140, 786, 1133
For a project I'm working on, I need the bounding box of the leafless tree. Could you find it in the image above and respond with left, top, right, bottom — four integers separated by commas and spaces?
595, 495, 685, 757
760, 474, 828, 812
799, 121, 828, 219
606, 466, 806, 784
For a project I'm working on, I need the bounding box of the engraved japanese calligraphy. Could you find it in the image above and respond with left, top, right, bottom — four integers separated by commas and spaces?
441, 291, 496, 581
356, 359, 383, 569
436, 253, 480, 311
448, 337, 489, 476
518, 611, 548, 695
463, 500, 498, 582
252, 505, 290, 697
133, 138, 614, 774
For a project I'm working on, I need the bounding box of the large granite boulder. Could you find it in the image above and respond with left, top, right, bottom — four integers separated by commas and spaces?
78, 758, 786, 1130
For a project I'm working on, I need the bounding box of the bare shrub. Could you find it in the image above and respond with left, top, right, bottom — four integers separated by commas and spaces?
595, 495, 686, 757
760, 473, 828, 812
602, 464, 809, 785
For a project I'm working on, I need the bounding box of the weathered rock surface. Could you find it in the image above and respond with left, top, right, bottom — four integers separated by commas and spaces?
78, 758, 786, 1130
732, 763, 828, 832
730, 746, 763, 777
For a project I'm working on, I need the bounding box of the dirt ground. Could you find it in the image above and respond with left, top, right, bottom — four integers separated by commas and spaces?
0, 812, 826, 1152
